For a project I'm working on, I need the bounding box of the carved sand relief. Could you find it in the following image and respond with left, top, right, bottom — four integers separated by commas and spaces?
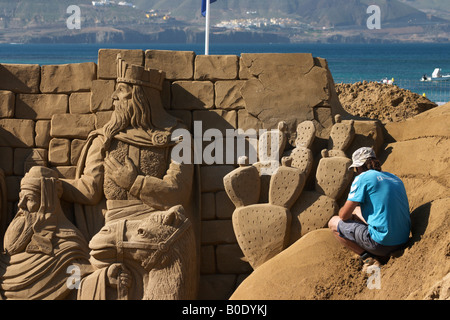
0, 50, 371, 299
225, 117, 355, 269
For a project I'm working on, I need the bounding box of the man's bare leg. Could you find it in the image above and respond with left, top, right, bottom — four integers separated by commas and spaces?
328, 216, 365, 255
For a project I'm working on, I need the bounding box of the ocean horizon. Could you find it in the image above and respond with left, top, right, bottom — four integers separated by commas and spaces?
1, 42, 449, 103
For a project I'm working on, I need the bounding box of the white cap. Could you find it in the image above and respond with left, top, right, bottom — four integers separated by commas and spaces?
349, 147, 376, 170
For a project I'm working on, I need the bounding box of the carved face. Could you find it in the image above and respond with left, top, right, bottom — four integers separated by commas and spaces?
18, 190, 40, 213
112, 83, 132, 108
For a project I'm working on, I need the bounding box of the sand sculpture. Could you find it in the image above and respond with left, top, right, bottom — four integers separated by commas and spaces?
289, 115, 354, 243
0, 55, 198, 300
78, 205, 197, 300
224, 116, 355, 269
0, 50, 382, 299
0, 166, 91, 300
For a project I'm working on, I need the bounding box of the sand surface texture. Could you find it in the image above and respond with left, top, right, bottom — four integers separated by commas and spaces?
231, 101, 450, 300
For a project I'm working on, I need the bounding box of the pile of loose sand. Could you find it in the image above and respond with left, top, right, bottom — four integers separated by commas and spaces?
335, 81, 438, 123
230, 102, 450, 300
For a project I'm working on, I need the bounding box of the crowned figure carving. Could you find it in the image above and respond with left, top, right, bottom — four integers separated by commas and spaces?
60, 54, 194, 237
57, 55, 198, 299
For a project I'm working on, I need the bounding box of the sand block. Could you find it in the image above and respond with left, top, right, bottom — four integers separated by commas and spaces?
315, 151, 353, 200
232, 204, 291, 269
34, 120, 50, 149
192, 109, 237, 135
200, 165, 235, 193
269, 159, 305, 209
348, 120, 384, 156
0, 147, 13, 175
145, 50, 195, 80
69, 92, 91, 114
223, 164, 260, 208
14, 148, 47, 176
0, 119, 35, 148
195, 55, 238, 81
171, 81, 214, 110
90, 79, 115, 112
0, 64, 40, 93
384, 102, 450, 142
328, 115, 355, 153
40, 63, 96, 93
48, 138, 70, 166
0, 91, 15, 118
237, 109, 263, 132
239, 53, 332, 140
98, 49, 144, 79
215, 81, 246, 110
16, 94, 68, 120
50, 114, 96, 139
290, 190, 338, 244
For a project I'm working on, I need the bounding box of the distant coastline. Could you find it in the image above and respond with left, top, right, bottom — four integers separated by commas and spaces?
2, 27, 449, 45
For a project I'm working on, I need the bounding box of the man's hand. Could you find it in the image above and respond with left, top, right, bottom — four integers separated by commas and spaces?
105, 155, 138, 190
339, 200, 359, 221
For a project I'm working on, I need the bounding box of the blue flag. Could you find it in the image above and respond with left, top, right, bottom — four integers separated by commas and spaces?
202, 0, 217, 17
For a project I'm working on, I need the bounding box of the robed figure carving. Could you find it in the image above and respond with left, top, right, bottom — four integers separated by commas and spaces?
61, 55, 195, 238
60, 55, 198, 299
0, 166, 91, 300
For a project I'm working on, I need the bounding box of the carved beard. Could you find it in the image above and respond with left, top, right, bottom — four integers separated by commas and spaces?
103, 98, 132, 143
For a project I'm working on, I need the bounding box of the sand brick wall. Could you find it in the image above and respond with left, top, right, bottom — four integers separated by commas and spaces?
0, 49, 381, 299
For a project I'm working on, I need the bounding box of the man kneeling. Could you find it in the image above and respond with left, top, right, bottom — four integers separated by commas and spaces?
328, 147, 411, 269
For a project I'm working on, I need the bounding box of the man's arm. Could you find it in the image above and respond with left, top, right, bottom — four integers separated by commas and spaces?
339, 200, 359, 221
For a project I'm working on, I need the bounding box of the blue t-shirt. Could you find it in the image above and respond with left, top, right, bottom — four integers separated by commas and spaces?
347, 170, 411, 246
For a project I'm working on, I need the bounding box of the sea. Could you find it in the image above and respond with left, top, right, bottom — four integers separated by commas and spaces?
1, 42, 449, 103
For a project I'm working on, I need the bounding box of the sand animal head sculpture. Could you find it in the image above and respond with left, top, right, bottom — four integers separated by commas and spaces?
88, 205, 197, 300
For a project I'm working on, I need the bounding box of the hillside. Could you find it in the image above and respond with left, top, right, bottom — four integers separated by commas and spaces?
401, 0, 450, 20
133, 0, 444, 26
0, 0, 449, 43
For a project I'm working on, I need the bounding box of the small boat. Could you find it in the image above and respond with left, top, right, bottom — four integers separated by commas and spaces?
421, 68, 450, 82
381, 78, 395, 85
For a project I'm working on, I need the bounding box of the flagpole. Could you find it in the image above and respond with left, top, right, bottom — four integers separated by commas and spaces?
205, 0, 210, 55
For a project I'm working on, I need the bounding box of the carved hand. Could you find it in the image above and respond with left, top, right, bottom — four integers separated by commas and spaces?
106, 263, 132, 289
105, 156, 138, 190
